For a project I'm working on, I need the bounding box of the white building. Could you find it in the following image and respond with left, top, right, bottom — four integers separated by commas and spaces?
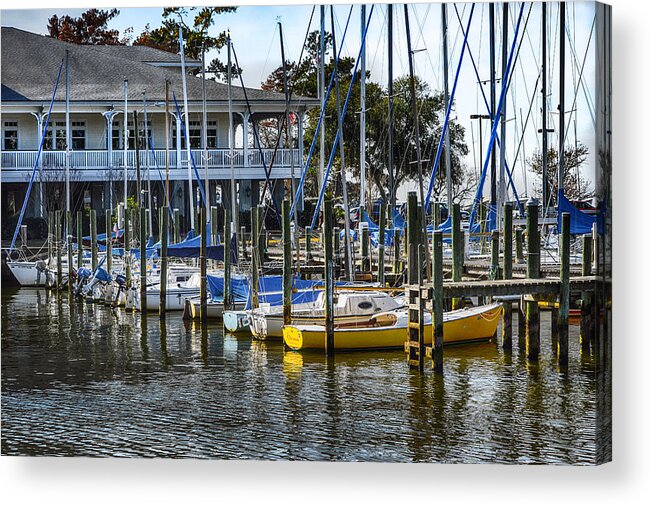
1, 27, 317, 232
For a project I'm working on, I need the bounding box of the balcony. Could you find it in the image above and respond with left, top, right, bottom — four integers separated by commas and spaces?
1, 148, 302, 182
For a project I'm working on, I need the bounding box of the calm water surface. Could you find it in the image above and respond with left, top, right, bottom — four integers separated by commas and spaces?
1, 288, 604, 463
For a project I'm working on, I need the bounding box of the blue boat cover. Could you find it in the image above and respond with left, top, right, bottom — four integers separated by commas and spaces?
556, 190, 605, 235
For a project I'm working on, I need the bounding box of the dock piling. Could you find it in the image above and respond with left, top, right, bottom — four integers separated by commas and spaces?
55, 210, 62, 288
124, 208, 131, 290
200, 206, 207, 321
515, 227, 525, 263
159, 206, 168, 317
90, 209, 97, 270
76, 210, 83, 271
580, 234, 593, 351
502, 203, 513, 349
378, 203, 386, 285
223, 207, 232, 310
173, 208, 180, 243
282, 199, 292, 327
140, 207, 147, 312
451, 203, 463, 309
66, 210, 73, 296
432, 230, 444, 373
323, 199, 335, 356
305, 225, 312, 264
105, 210, 112, 274
558, 212, 571, 366
250, 207, 259, 309
525, 199, 540, 361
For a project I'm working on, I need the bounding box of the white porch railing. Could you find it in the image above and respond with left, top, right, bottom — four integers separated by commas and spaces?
1, 148, 302, 170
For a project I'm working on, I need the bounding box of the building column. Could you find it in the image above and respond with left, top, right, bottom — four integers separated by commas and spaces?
272, 179, 285, 218
296, 111, 305, 212
102, 110, 120, 212
239, 179, 253, 214
29, 111, 46, 217
173, 113, 182, 169
241, 111, 250, 169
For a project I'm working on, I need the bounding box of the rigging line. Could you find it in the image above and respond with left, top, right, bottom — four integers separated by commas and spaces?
565, 14, 596, 129
468, 3, 526, 231
258, 6, 316, 231
512, 70, 542, 192
170, 90, 207, 209
290, 5, 354, 220
230, 42, 283, 224
424, 3, 476, 210
310, 5, 375, 230
259, 23, 279, 89
452, 2, 531, 215
10, 59, 64, 253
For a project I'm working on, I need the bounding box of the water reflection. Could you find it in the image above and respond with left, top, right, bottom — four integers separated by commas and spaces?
1, 288, 602, 463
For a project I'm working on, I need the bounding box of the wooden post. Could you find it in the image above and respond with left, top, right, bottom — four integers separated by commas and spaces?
282, 199, 292, 326
451, 203, 463, 309
558, 212, 571, 366
105, 210, 112, 274
333, 226, 340, 279
490, 230, 500, 280
433, 201, 441, 229
378, 203, 386, 285
76, 210, 83, 270
515, 227, 525, 263
66, 210, 73, 296
90, 209, 97, 270
393, 228, 401, 275
257, 204, 265, 265
210, 206, 219, 245
502, 203, 513, 349
47, 212, 53, 266
361, 225, 370, 272
124, 208, 131, 290
525, 199, 540, 361
173, 208, 180, 243
432, 230, 444, 373
55, 210, 62, 288
323, 198, 335, 355
240, 225, 247, 260
250, 207, 259, 309
580, 234, 593, 351
140, 206, 147, 312
200, 206, 207, 321
305, 226, 312, 263
159, 206, 168, 317
223, 207, 232, 310
407, 192, 419, 285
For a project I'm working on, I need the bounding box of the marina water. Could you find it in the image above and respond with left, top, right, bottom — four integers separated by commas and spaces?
1, 288, 605, 463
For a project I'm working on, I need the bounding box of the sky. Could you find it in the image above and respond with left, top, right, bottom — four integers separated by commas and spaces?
1, 0, 598, 205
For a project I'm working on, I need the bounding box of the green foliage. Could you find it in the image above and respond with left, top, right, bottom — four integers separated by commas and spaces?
133, 7, 239, 79
47, 9, 123, 45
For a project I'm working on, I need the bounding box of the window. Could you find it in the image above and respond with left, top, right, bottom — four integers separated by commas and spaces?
3, 122, 18, 150
72, 121, 85, 150
173, 121, 215, 149
111, 121, 121, 150
126, 120, 152, 149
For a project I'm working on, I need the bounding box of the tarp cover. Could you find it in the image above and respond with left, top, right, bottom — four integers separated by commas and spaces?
556, 190, 605, 235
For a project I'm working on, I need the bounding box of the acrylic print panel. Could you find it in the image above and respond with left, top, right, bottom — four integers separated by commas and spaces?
1, 1, 611, 465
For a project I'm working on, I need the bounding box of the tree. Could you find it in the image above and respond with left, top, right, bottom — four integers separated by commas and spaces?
261, 31, 469, 208
133, 7, 239, 80
527, 143, 593, 203
47, 9, 124, 45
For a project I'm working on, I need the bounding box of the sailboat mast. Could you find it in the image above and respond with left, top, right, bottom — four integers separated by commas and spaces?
499, 3, 508, 229
405, 3, 430, 279
541, 1, 549, 208
123, 79, 128, 212
359, 4, 367, 214
387, 4, 395, 215
179, 27, 196, 231
227, 35, 238, 249
442, 3, 452, 212
65, 49, 70, 216
319, 5, 326, 193
142, 91, 153, 236
278, 21, 300, 272
489, 3, 497, 220
164, 80, 170, 208
558, 2, 565, 202
330, 6, 354, 281
201, 43, 210, 220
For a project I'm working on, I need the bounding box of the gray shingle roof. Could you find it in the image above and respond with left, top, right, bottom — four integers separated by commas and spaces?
87, 44, 199, 64
1, 27, 316, 105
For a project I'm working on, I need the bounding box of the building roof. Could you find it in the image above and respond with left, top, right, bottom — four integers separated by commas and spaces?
87, 44, 200, 65
1, 27, 316, 106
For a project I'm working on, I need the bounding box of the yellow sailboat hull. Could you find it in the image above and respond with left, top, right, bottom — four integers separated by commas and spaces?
283, 304, 503, 351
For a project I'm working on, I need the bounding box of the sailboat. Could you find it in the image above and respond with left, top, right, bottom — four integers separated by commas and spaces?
283, 302, 502, 351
